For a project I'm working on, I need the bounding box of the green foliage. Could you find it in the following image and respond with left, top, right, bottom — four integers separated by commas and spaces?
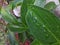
0, 0, 60, 45
21, 0, 35, 24
26, 5, 60, 45
44, 2, 56, 10
1, 8, 19, 25
7, 24, 28, 33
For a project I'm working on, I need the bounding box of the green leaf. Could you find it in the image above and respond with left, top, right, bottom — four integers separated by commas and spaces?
21, 0, 27, 24
44, 2, 56, 10
7, 24, 28, 33
26, 5, 60, 45
34, 0, 46, 7
31, 39, 43, 45
21, 0, 35, 24
1, 8, 19, 25
8, 0, 22, 10
8, 31, 19, 45
8, 0, 22, 11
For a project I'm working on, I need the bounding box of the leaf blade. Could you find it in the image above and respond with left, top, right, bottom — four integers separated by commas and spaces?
26, 5, 60, 45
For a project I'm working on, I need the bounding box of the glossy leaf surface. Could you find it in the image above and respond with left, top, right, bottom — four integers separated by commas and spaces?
26, 5, 60, 45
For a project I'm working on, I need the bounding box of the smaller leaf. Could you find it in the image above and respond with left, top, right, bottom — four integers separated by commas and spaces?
7, 24, 28, 33
44, 2, 56, 10
1, 8, 19, 25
